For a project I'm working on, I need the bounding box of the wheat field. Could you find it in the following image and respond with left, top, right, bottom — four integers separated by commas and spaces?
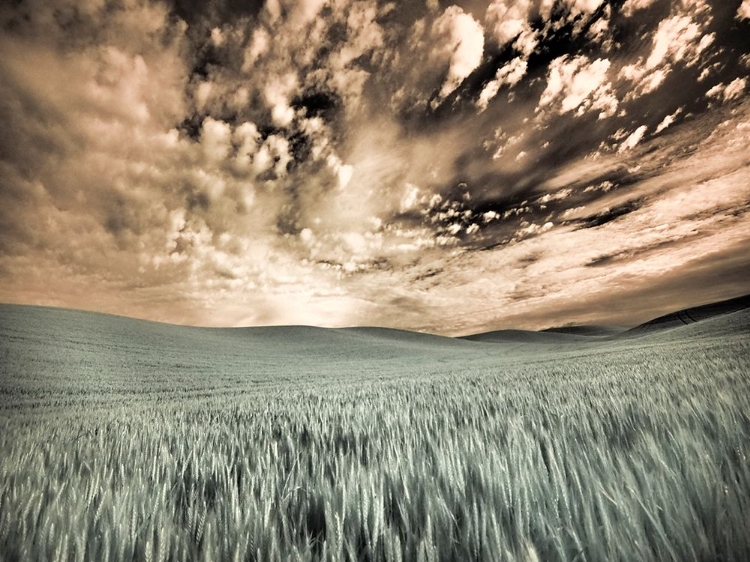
1, 304, 749, 561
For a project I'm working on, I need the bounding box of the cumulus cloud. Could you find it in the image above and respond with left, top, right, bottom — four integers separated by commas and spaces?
324, 1, 384, 112
539, 188, 573, 204
477, 57, 528, 111
433, 6, 485, 103
537, 56, 618, 118
478, 1, 540, 111
289, 0, 328, 28
618, 125, 648, 153
485, 0, 532, 46
587, 9, 613, 49
646, 15, 711, 69
232, 122, 261, 171
565, 0, 604, 15
706, 78, 748, 103
242, 27, 270, 71
400, 183, 421, 213
621, 0, 658, 17
326, 154, 355, 190
539, 0, 556, 20
514, 29, 539, 56
539, 0, 603, 22
334, 2, 384, 68
513, 220, 554, 241
654, 108, 683, 134
622, 10, 714, 99
540, 0, 604, 30
263, 73, 299, 127
200, 117, 232, 163
254, 134, 292, 178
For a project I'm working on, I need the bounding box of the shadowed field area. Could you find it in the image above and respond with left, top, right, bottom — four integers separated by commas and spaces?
1, 300, 749, 561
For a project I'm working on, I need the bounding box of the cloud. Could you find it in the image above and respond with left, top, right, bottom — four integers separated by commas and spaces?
654, 108, 683, 134
232, 122, 261, 171
263, 73, 299, 127
586, 9, 612, 49
537, 55, 618, 118
242, 27, 270, 70
621, 10, 714, 99
485, 0, 532, 46
289, 0, 328, 28
539, 0, 603, 22
436, 118, 750, 333
326, 154, 355, 190
477, 57, 528, 111
646, 15, 711, 70
618, 125, 648, 153
1, 0, 748, 333
334, 2, 385, 68
542, 0, 604, 30
323, 1, 384, 112
200, 117, 232, 163
254, 133, 292, 178
400, 183, 421, 213
620, 0, 658, 18
478, 1, 539, 112
514, 29, 539, 56
538, 188, 573, 204
433, 6, 485, 103
706, 78, 747, 103
0, 6, 196, 301
513, 220, 554, 241
539, 0, 556, 19
565, 0, 604, 14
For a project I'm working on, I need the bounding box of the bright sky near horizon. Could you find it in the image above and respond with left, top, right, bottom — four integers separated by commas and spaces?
1, 0, 749, 335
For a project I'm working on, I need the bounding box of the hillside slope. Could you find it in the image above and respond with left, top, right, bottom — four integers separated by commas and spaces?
622, 293, 750, 337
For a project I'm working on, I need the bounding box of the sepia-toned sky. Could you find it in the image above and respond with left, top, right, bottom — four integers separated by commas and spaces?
1, 0, 749, 335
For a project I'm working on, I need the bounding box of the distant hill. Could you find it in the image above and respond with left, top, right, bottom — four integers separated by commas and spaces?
623, 294, 750, 337
541, 325, 627, 337
459, 329, 591, 344
460, 294, 750, 344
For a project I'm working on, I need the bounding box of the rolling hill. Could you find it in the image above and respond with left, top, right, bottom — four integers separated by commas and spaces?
1, 296, 749, 561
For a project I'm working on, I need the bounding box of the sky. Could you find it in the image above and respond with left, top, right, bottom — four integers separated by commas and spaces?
0, 0, 749, 335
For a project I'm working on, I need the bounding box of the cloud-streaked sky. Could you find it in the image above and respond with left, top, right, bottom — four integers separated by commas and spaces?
1, 0, 749, 335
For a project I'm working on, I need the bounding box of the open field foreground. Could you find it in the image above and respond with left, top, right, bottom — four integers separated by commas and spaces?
1, 302, 749, 562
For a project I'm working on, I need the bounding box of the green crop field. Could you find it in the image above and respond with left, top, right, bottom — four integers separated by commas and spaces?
1, 303, 749, 561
